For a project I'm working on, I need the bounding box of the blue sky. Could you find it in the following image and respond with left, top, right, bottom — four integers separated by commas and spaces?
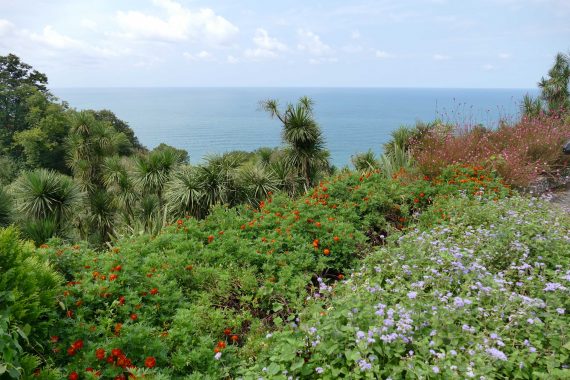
0, 0, 568, 88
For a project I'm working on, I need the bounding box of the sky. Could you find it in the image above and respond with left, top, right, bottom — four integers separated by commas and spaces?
0, 0, 569, 88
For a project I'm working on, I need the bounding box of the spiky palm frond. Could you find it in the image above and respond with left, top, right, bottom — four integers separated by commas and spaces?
164, 165, 205, 219
134, 149, 181, 197
20, 217, 58, 246
521, 94, 543, 119
11, 169, 82, 224
87, 189, 116, 243
378, 143, 416, 178
236, 164, 280, 207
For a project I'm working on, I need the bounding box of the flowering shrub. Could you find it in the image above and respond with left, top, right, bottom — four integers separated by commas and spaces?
242, 196, 570, 379
30, 167, 511, 378
412, 115, 570, 187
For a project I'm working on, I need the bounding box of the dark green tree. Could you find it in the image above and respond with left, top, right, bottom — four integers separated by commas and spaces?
261, 96, 330, 190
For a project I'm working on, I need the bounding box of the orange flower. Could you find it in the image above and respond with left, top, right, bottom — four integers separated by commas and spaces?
323, 248, 330, 256
333, 236, 340, 242
144, 356, 156, 368
111, 348, 122, 357
338, 274, 344, 280
66, 310, 73, 318
312, 239, 319, 248
185, 265, 193, 270
96, 348, 106, 360
109, 274, 118, 281
231, 335, 239, 342
208, 235, 215, 243
217, 341, 226, 349
177, 219, 183, 226
150, 288, 158, 295
315, 222, 322, 228
115, 323, 123, 334
130, 313, 138, 321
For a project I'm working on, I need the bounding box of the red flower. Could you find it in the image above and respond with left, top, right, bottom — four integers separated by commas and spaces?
86, 367, 94, 372
217, 341, 226, 349
150, 288, 158, 295
111, 348, 122, 357
95, 348, 106, 360
144, 356, 156, 368
50, 336, 59, 343
67, 347, 76, 356
114, 265, 122, 271
223, 328, 231, 336
208, 235, 215, 243
114, 375, 126, 380
66, 310, 73, 318
106, 355, 115, 364
109, 274, 118, 281
231, 334, 239, 343
68, 371, 79, 380
338, 274, 345, 280
119, 296, 125, 305
333, 236, 340, 242
117, 354, 128, 367
177, 219, 183, 226
72, 339, 84, 350
130, 313, 138, 321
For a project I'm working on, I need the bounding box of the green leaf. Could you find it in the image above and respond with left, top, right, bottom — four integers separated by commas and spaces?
290, 358, 304, 371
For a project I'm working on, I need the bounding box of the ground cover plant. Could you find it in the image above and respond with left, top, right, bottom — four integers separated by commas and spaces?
243, 195, 570, 379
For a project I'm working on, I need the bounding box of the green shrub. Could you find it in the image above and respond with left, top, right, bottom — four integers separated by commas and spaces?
0, 227, 63, 378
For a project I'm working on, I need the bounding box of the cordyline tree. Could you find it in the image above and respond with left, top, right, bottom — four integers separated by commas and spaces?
522, 51, 570, 118
261, 96, 330, 190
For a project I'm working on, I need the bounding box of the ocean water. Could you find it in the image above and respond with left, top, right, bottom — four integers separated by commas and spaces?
53, 87, 538, 167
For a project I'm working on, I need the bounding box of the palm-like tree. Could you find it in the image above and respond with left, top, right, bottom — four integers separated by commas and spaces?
11, 169, 82, 242
261, 96, 330, 190
103, 156, 138, 225
236, 164, 279, 207
134, 148, 182, 208
538, 52, 570, 113
521, 94, 543, 119
164, 165, 205, 219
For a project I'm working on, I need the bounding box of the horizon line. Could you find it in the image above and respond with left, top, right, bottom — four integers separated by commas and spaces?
52, 85, 539, 90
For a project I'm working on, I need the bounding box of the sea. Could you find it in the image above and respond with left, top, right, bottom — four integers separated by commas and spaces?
53, 87, 539, 168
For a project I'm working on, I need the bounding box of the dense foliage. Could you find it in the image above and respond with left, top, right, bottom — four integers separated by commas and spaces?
1, 51, 570, 379
0, 227, 63, 379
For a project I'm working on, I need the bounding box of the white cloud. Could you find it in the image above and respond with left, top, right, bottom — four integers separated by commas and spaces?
351, 30, 361, 39
433, 53, 451, 61
0, 19, 15, 37
309, 57, 338, 65
375, 50, 394, 59
243, 28, 288, 61
227, 55, 239, 64
297, 29, 332, 56
252, 28, 287, 52
29, 25, 84, 49
483, 64, 494, 70
183, 50, 213, 61
498, 53, 511, 59
116, 0, 239, 44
